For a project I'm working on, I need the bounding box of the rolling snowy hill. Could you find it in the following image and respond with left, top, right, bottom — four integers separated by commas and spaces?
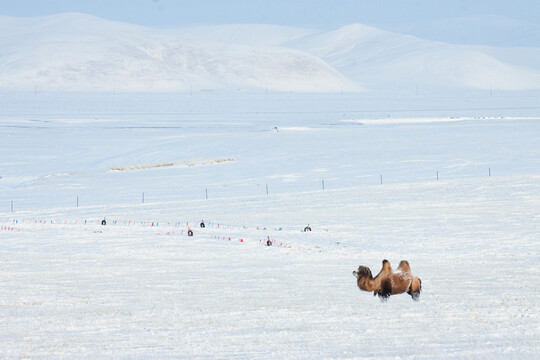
0, 13, 358, 93
1, 12, 540, 92
283, 23, 540, 90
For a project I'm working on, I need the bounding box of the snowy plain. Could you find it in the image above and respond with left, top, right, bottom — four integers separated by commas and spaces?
0, 90, 539, 359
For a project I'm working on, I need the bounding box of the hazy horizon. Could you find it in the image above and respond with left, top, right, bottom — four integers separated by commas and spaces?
1, 0, 539, 30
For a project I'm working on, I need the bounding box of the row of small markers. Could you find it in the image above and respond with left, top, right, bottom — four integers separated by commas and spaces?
1, 221, 325, 253
155, 230, 323, 252
1, 225, 21, 232
4, 218, 326, 233
6, 218, 267, 230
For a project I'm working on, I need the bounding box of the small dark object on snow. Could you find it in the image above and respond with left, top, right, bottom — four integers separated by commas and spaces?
200, 221, 205, 228
304, 224, 311, 232
266, 236, 272, 246
188, 229, 194, 237
101, 219, 107, 226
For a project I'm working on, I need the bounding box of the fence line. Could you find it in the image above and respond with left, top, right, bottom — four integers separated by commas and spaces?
4, 167, 501, 212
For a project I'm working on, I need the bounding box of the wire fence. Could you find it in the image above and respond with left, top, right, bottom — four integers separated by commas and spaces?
3, 167, 501, 213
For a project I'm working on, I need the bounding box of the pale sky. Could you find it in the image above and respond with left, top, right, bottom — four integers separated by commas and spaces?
0, 0, 538, 29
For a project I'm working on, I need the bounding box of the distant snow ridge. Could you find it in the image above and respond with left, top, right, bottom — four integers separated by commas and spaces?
0, 13, 539, 92
0, 13, 357, 93
283, 23, 540, 91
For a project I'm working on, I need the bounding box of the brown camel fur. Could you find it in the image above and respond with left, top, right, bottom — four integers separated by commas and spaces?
353, 259, 422, 301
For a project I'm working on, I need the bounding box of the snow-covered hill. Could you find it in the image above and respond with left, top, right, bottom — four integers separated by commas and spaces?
166, 24, 315, 47
0, 13, 358, 93
283, 23, 540, 90
165, 21, 540, 91
1, 12, 540, 92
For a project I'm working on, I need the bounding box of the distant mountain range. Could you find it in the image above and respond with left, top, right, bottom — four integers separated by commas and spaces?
1, 13, 539, 92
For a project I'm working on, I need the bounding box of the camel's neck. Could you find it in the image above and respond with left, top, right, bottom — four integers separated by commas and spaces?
366, 277, 378, 291
370, 271, 387, 290
358, 273, 378, 292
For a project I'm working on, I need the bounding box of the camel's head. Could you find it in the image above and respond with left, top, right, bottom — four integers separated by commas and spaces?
353, 265, 372, 280
353, 265, 375, 292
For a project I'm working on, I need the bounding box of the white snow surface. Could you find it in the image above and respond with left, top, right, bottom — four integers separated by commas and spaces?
1, 13, 540, 92
0, 13, 357, 93
0, 91, 539, 359
283, 23, 540, 91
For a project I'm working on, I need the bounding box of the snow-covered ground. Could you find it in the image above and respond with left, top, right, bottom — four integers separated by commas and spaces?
1, 91, 539, 359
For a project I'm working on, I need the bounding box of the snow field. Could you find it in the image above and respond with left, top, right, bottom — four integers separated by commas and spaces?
1, 173, 539, 359
0, 92, 539, 358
